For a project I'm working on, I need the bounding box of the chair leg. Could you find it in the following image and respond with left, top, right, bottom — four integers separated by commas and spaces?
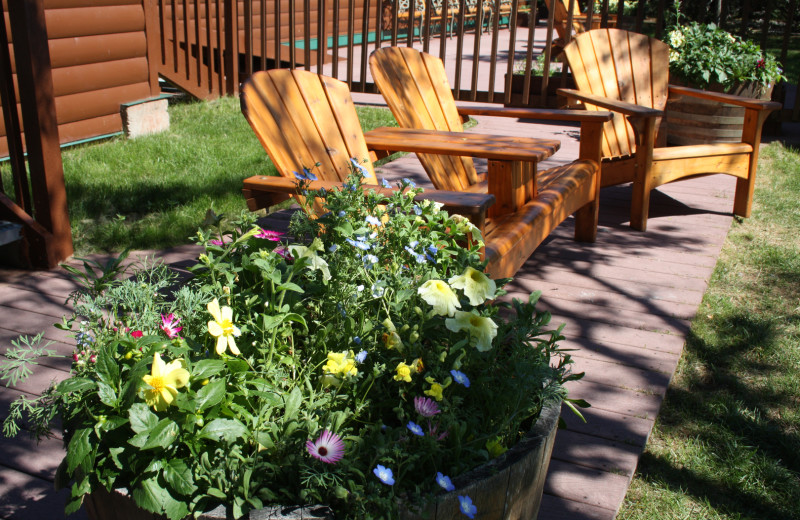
574, 200, 598, 242
733, 175, 754, 218
630, 180, 650, 231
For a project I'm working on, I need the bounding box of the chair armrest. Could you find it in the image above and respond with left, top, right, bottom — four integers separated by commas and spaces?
242, 175, 495, 228
668, 85, 782, 112
558, 88, 663, 119
457, 106, 613, 124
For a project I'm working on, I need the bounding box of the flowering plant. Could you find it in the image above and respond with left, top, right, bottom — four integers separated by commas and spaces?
3, 162, 584, 519
665, 4, 784, 93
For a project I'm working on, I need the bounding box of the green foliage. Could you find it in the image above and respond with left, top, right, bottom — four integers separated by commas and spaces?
4, 165, 584, 519
665, 2, 785, 91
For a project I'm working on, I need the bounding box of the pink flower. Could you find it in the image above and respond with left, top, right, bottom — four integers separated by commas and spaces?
274, 246, 292, 260
414, 396, 441, 418
255, 228, 285, 241
160, 313, 183, 339
305, 430, 345, 464
131, 330, 143, 338
209, 239, 224, 246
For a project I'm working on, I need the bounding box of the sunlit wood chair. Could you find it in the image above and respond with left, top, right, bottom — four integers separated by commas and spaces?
368, 46, 613, 275
543, 0, 617, 56
241, 68, 607, 278
558, 28, 781, 230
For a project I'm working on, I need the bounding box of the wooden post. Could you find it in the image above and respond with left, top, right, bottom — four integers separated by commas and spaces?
224, 0, 239, 94
8, 0, 73, 267
142, 0, 162, 96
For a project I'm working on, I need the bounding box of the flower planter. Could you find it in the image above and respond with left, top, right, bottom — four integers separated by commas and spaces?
504, 73, 575, 108
666, 80, 774, 146
84, 401, 561, 520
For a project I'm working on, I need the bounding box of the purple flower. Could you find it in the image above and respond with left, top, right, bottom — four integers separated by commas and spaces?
414, 396, 441, 418
407, 421, 424, 436
436, 472, 455, 492
458, 495, 477, 518
306, 430, 345, 464
373, 465, 395, 485
255, 228, 285, 241
355, 350, 367, 363
450, 369, 471, 388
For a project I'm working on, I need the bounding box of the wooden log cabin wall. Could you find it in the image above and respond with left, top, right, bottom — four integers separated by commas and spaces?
0, 0, 161, 157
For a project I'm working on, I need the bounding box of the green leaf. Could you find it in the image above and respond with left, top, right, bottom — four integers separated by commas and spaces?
94, 349, 119, 386
66, 428, 91, 473
195, 379, 226, 412
199, 418, 248, 443
56, 377, 94, 394
140, 418, 179, 450
277, 282, 304, 293
283, 386, 303, 420
132, 477, 167, 515
226, 357, 249, 374
163, 459, 197, 495
129, 402, 158, 434
65, 475, 91, 515
97, 381, 118, 407
192, 359, 225, 379
206, 487, 227, 499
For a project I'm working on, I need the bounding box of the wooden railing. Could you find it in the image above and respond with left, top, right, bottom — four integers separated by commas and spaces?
0, 0, 73, 269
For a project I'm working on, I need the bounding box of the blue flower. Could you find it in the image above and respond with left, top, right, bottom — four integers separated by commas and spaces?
371, 283, 386, 298
302, 167, 318, 181
363, 254, 379, 270
338, 210, 346, 217
365, 215, 382, 227
436, 472, 455, 492
458, 495, 477, 518
450, 369, 471, 388
402, 178, 417, 188
373, 465, 395, 486
350, 158, 370, 177
407, 421, 424, 436
328, 244, 338, 253
412, 205, 423, 216
380, 178, 391, 188
355, 350, 367, 363
427, 245, 438, 256
346, 237, 371, 251
337, 303, 347, 318
353, 336, 362, 345
76, 332, 95, 346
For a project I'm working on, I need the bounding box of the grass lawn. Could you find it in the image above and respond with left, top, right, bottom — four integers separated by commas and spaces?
617, 141, 800, 519
1, 96, 399, 255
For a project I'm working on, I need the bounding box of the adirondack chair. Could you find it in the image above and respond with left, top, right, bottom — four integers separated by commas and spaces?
558, 28, 781, 230
240, 68, 607, 278
543, 0, 617, 56
368, 46, 612, 275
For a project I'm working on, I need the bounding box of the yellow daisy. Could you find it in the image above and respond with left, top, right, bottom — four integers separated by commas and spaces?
207, 298, 242, 355
142, 353, 190, 411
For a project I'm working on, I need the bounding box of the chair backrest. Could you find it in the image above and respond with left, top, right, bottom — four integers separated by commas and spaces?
240, 69, 379, 184
369, 46, 479, 192
544, 0, 586, 41
562, 28, 669, 158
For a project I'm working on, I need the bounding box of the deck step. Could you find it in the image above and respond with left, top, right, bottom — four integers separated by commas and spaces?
0, 220, 22, 246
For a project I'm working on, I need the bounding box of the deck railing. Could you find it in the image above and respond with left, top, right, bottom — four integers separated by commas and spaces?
0, 0, 73, 269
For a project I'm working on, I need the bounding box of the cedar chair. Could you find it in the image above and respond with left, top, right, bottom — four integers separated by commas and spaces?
543, 0, 617, 55
241, 68, 608, 278
558, 28, 781, 230
368, 46, 613, 275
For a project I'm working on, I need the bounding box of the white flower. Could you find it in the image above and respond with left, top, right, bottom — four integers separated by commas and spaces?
448, 267, 496, 306
418, 280, 460, 317
445, 311, 498, 352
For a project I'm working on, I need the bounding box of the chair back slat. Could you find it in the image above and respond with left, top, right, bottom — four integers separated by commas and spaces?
563, 29, 669, 158
241, 69, 377, 184
370, 46, 479, 191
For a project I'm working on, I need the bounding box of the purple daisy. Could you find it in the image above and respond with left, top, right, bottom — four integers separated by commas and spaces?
414, 396, 441, 418
305, 430, 345, 464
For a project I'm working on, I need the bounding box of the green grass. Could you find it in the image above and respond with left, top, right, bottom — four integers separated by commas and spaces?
617, 142, 800, 519
1, 97, 398, 255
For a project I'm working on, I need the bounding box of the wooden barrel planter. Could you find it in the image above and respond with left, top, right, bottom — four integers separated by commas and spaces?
666, 81, 773, 146
83, 401, 561, 520
504, 73, 576, 109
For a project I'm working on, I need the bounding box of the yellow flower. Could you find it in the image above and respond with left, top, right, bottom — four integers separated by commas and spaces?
394, 362, 412, 383
448, 267, 496, 306
425, 381, 444, 401
411, 357, 424, 373
445, 311, 498, 352
142, 353, 190, 411
207, 298, 242, 355
323, 351, 358, 379
418, 280, 460, 317
383, 331, 404, 350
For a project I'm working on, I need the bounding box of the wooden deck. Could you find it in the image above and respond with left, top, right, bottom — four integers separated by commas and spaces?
0, 107, 765, 519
